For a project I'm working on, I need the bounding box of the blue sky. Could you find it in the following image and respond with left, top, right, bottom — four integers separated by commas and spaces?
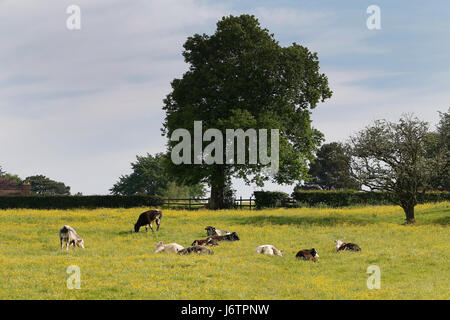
1, 0, 449, 196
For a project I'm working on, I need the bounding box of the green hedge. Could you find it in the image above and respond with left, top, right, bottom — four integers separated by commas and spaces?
253, 191, 290, 209
292, 190, 450, 207
0, 195, 164, 210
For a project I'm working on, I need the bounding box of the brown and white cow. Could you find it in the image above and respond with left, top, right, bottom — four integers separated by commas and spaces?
335, 240, 361, 252
134, 209, 162, 232
295, 248, 319, 262
207, 232, 240, 242
205, 226, 231, 237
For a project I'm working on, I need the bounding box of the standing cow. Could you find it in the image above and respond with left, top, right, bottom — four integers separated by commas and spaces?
134, 209, 162, 232
59, 225, 85, 250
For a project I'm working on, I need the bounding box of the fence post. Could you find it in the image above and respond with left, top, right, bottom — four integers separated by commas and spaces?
240, 196, 242, 210
167, 198, 170, 208
249, 197, 252, 210
189, 198, 191, 210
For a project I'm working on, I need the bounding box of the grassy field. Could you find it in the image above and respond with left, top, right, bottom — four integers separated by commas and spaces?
0, 203, 448, 300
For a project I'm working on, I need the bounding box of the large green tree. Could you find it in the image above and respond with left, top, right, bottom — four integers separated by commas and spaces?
110, 153, 206, 198
162, 15, 332, 209
296, 142, 360, 190
349, 114, 442, 224
25, 175, 71, 195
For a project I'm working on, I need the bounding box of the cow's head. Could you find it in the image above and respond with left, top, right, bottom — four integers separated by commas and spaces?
205, 226, 216, 236
334, 240, 344, 250
230, 232, 240, 241
155, 241, 164, 253
76, 239, 85, 249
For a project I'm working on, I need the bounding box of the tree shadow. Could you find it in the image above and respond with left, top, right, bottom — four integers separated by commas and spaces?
424, 216, 450, 226
230, 214, 375, 227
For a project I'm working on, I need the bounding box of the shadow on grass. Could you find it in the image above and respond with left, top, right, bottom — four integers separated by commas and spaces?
118, 230, 134, 236
117, 229, 164, 237
230, 214, 376, 227
424, 216, 450, 226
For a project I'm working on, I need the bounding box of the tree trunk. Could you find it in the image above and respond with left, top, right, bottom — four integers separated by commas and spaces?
402, 205, 416, 224
210, 182, 224, 210
209, 166, 226, 210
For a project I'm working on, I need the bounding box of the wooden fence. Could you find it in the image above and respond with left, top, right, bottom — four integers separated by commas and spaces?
162, 196, 297, 210
163, 196, 256, 210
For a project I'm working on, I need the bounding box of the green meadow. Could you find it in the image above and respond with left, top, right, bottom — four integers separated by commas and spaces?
0, 202, 448, 299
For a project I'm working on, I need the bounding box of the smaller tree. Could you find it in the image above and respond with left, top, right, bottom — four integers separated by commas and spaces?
296, 142, 360, 191
111, 153, 168, 196
111, 153, 206, 198
25, 175, 71, 195
349, 114, 439, 224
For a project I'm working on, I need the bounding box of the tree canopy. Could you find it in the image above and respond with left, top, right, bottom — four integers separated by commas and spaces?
25, 175, 71, 195
296, 142, 360, 191
349, 114, 442, 224
162, 14, 332, 209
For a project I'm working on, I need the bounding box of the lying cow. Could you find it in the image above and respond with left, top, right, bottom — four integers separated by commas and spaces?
59, 225, 85, 250
134, 209, 162, 232
207, 232, 240, 242
155, 241, 184, 253
191, 238, 219, 246
178, 245, 214, 255
335, 240, 361, 252
205, 226, 231, 237
256, 245, 282, 256
295, 248, 319, 262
